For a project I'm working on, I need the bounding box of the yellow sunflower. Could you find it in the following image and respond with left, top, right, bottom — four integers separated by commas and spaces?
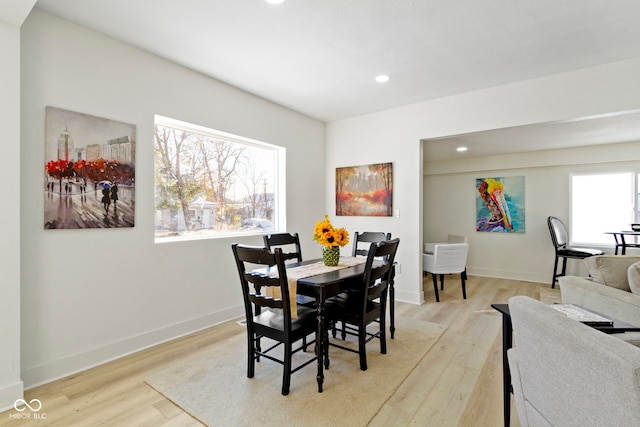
313, 215, 349, 247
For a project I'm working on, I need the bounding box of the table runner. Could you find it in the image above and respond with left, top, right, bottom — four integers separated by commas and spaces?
267, 256, 366, 317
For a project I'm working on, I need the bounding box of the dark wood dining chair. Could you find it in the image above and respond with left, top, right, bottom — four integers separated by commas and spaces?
352, 232, 391, 257
263, 232, 303, 263
232, 244, 317, 395
326, 238, 400, 371
263, 232, 315, 307
351, 231, 397, 338
547, 216, 604, 288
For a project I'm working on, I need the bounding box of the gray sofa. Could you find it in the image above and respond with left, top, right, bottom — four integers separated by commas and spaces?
559, 255, 640, 327
507, 296, 640, 427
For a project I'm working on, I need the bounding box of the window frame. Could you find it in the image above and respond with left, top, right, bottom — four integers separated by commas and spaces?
153, 115, 286, 243
569, 170, 638, 247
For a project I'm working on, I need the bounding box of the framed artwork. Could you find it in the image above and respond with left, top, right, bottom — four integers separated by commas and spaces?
475, 176, 525, 233
336, 162, 392, 216
44, 106, 136, 229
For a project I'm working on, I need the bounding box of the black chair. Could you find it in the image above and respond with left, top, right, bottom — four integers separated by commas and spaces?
264, 233, 303, 263
351, 231, 397, 338
232, 244, 317, 395
547, 216, 604, 288
326, 238, 400, 371
352, 232, 391, 257
263, 232, 316, 307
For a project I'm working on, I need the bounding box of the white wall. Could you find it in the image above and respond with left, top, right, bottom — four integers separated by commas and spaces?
0, 18, 23, 411
327, 56, 640, 304
20, 9, 325, 388
424, 142, 640, 284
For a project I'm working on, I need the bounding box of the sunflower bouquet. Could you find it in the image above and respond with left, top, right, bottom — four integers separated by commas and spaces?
313, 215, 349, 247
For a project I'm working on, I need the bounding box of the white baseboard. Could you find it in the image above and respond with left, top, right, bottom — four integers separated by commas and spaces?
394, 289, 423, 305
21, 305, 244, 390
468, 267, 550, 284
0, 380, 24, 413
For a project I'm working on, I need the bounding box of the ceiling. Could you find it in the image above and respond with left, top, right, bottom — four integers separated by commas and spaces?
29, 0, 640, 159
424, 110, 640, 161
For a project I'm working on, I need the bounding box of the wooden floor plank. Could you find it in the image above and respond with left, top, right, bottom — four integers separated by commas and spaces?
0, 275, 547, 426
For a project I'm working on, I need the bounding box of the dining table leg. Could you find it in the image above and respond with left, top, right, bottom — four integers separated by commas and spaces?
389, 264, 396, 339
315, 289, 325, 392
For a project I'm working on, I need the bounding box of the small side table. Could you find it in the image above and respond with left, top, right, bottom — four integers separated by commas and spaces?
491, 304, 513, 427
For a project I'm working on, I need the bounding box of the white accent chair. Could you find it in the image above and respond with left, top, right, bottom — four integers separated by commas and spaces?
422, 243, 469, 302
423, 234, 467, 254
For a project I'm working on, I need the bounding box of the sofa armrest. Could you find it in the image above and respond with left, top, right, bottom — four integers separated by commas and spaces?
559, 276, 640, 327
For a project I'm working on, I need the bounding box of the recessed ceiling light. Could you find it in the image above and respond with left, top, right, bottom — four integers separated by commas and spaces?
456, 146, 468, 152
266, 0, 284, 4
375, 75, 390, 83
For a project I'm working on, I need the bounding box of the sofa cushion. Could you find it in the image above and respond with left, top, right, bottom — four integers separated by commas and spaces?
585, 256, 640, 292
628, 261, 640, 295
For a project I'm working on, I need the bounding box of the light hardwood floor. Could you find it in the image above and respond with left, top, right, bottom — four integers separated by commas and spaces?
1, 276, 554, 426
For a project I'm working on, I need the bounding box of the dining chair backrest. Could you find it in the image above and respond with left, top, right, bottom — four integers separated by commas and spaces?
548, 216, 568, 248
232, 244, 293, 323
424, 243, 469, 275
352, 231, 392, 257
361, 238, 400, 308
263, 233, 302, 263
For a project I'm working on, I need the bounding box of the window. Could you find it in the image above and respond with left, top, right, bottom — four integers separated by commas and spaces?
154, 115, 284, 242
570, 172, 637, 245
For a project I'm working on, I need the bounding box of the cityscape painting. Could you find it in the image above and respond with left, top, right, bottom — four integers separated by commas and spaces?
336, 162, 393, 216
475, 176, 525, 233
44, 106, 136, 229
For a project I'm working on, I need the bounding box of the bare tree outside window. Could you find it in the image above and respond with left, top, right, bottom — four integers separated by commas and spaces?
154, 116, 281, 241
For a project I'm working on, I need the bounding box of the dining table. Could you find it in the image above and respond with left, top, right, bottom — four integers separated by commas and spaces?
255, 256, 388, 392
605, 231, 640, 255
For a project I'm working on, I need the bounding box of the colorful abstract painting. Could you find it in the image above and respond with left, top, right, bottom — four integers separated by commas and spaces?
44, 106, 136, 229
475, 176, 525, 233
336, 162, 392, 216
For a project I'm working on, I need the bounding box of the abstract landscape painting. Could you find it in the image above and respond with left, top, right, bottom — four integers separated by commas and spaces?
336, 162, 392, 216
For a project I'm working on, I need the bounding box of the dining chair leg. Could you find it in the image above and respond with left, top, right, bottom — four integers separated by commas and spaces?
440, 274, 445, 290
358, 324, 368, 371
247, 333, 255, 378
551, 256, 560, 288
431, 273, 440, 302
282, 343, 292, 395
380, 311, 387, 355
461, 273, 467, 299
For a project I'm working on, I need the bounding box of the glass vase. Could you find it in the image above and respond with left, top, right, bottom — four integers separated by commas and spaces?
322, 246, 340, 266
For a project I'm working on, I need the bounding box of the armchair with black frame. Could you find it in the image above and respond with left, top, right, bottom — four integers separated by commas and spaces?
547, 216, 604, 288
423, 243, 469, 302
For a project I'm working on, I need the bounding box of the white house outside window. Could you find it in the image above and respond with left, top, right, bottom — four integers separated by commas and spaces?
154, 115, 284, 242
